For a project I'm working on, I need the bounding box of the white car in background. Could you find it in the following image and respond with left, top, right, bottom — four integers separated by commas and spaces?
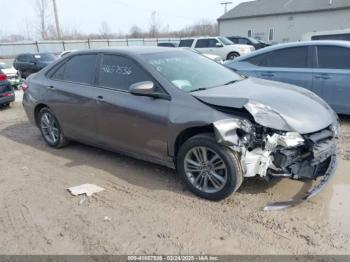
0, 62, 21, 89
181, 48, 224, 64
179, 37, 255, 60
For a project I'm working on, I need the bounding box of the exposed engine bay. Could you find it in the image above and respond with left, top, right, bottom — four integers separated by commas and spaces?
213, 116, 339, 211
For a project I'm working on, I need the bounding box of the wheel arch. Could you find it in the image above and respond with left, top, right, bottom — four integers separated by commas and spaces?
173, 125, 215, 159
34, 103, 50, 127
227, 51, 240, 60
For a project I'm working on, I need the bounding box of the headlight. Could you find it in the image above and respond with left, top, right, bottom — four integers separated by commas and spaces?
277, 132, 305, 148
213, 119, 253, 146
331, 120, 341, 138
239, 47, 250, 53
245, 101, 292, 131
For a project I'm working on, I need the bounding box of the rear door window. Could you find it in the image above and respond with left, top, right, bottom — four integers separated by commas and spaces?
195, 39, 210, 48
179, 39, 194, 48
317, 46, 350, 69
98, 55, 152, 91
246, 47, 309, 68
267, 47, 308, 68
51, 54, 97, 85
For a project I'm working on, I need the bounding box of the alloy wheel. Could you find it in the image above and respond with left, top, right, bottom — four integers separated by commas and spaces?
184, 146, 228, 194
40, 112, 59, 145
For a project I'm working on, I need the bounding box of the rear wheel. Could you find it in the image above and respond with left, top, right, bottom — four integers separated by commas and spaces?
177, 133, 243, 201
38, 108, 68, 148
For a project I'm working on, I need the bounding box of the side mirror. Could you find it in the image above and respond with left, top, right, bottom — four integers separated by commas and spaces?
216, 43, 223, 48
130, 81, 171, 100
130, 81, 156, 96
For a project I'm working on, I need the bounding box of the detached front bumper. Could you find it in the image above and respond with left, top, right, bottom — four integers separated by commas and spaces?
264, 153, 337, 211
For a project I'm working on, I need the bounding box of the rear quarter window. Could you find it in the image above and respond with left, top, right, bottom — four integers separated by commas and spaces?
179, 39, 194, 48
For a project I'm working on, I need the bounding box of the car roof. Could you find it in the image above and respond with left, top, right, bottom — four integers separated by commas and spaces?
68, 46, 185, 56
234, 40, 350, 61
180, 36, 220, 40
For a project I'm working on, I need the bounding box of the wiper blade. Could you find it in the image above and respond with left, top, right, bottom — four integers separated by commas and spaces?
190, 88, 208, 93
224, 80, 239, 85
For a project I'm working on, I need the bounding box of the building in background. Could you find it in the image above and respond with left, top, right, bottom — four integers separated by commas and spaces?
218, 0, 350, 43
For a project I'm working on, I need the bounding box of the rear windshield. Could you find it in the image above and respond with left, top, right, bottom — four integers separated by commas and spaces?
35, 54, 57, 61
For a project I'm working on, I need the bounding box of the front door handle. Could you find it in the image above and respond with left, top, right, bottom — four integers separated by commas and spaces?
47, 85, 55, 90
97, 95, 104, 101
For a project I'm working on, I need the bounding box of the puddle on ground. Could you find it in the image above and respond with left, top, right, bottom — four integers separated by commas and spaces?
264, 159, 350, 234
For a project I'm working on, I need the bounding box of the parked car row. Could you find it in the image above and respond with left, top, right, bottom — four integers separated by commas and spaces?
13, 53, 57, 78
225, 40, 350, 115
0, 69, 15, 107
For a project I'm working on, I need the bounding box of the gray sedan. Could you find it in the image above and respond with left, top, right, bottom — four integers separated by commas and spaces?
225, 40, 350, 115
22, 47, 339, 209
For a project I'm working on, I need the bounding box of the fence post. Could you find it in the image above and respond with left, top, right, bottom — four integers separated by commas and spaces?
87, 39, 91, 49
62, 41, 66, 51
107, 39, 110, 47
35, 41, 40, 52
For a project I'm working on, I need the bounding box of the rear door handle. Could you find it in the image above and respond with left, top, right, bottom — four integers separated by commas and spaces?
315, 74, 331, 80
97, 95, 104, 101
47, 85, 55, 90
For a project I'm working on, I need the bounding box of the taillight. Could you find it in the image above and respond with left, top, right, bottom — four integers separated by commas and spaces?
2, 93, 13, 97
22, 82, 29, 92
0, 73, 7, 81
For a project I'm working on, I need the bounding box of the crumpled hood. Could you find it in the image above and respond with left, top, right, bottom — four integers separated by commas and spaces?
193, 77, 336, 134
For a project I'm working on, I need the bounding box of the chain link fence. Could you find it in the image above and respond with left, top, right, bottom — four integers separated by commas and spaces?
0, 38, 181, 59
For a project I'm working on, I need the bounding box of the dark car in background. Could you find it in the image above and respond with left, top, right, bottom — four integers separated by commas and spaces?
225, 41, 350, 115
0, 70, 15, 107
157, 42, 178, 48
227, 36, 270, 50
22, 47, 339, 209
13, 53, 57, 79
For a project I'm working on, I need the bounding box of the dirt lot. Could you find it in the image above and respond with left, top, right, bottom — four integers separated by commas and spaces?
0, 98, 350, 255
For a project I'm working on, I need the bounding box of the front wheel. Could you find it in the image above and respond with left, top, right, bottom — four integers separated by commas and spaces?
38, 108, 68, 148
227, 52, 240, 60
177, 133, 243, 201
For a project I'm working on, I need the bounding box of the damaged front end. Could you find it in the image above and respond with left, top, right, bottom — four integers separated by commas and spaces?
213, 105, 340, 211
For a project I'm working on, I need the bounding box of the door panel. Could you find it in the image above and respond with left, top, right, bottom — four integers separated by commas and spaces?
95, 54, 170, 161
95, 89, 170, 160
45, 54, 99, 141
313, 68, 350, 114
257, 67, 313, 90
46, 81, 98, 141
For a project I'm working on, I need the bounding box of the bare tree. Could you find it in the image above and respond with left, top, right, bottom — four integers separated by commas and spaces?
149, 11, 161, 38
34, 0, 52, 40
129, 25, 142, 38
99, 21, 111, 39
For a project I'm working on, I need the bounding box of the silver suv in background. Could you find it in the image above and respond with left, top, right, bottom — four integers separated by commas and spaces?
179, 37, 255, 60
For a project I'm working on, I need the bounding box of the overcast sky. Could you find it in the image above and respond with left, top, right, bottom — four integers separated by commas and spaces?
1, 0, 251, 37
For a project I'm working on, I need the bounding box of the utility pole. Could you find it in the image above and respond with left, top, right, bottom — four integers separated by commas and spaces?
52, 0, 62, 39
221, 1, 233, 14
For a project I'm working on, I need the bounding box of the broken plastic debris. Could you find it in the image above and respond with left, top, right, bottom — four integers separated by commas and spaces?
68, 184, 105, 197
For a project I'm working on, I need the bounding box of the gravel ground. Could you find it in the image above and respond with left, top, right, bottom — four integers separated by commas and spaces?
0, 101, 349, 255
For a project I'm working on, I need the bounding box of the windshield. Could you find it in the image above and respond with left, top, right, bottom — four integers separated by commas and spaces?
142, 51, 243, 92
35, 53, 57, 61
248, 37, 260, 44
218, 37, 233, 46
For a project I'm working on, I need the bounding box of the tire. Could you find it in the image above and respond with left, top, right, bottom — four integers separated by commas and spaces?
177, 133, 243, 201
227, 52, 240, 60
38, 107, 68, 148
